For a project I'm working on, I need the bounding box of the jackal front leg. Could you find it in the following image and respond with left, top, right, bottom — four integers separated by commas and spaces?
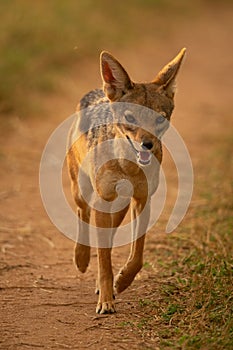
96, 247, 115, 314
94, 210, 115, 314
74, 207, 91, 273
114, 198, 150, 293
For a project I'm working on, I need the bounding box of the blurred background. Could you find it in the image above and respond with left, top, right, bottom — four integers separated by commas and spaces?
0, 0, 232, 123
0, 1, 233, 349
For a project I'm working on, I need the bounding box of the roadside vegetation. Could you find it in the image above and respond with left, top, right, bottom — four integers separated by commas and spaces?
121, 134, 233, 349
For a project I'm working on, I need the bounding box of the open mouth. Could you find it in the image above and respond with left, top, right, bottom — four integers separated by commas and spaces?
126, 136, 152, 166
137, 151, 152, 166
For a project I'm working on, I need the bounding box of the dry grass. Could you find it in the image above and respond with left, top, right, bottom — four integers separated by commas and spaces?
120, 134, 233, 349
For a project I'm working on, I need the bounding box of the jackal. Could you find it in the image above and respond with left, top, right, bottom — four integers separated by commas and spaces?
67, 48, 186, 314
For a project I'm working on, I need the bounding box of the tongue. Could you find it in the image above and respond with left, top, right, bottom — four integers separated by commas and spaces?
139, 151, 150, 161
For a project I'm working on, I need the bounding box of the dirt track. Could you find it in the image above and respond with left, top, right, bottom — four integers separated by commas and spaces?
0, 4, 232, 349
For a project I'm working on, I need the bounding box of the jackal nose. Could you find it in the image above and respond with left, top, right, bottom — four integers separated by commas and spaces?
141, 140, 153, 150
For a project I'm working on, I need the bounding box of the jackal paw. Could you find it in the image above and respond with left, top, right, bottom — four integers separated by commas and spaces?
96, 301, 116, 314
74, 244, 90, 273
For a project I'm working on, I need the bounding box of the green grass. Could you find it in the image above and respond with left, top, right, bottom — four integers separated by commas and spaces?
155, 137, 233, 349
1, 1, 231, 119
118, 135, 233, 349
0, 0, 199, 118
0, 1, 144, 115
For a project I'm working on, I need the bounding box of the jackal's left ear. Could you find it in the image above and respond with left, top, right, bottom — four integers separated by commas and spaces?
100, 51, 134, 101
153, 48, 186, 99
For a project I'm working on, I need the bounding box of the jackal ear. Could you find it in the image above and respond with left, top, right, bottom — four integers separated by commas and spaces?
100, 51, 133, 101
153, 48, 186, 99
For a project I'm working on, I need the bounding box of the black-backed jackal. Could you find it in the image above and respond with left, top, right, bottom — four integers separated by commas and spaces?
67, 49, 186, 314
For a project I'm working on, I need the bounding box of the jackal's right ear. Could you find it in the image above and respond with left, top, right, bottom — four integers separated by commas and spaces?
100, 51, 134, 101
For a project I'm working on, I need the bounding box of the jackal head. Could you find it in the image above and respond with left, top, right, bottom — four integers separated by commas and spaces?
100, 49, 186, 166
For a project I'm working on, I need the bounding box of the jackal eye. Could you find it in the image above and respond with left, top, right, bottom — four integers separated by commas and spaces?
124, 111, 137, 124
156, 115, 165, 124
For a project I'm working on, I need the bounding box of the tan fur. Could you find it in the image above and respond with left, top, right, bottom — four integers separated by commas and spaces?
67, 49, 186, 314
